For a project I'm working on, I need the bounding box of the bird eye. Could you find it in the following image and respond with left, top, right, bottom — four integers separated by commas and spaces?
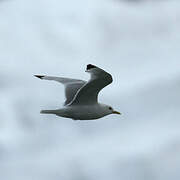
109, 107, 112, 110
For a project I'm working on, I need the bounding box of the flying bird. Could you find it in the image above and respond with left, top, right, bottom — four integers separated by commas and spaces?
35, 64, 121, 120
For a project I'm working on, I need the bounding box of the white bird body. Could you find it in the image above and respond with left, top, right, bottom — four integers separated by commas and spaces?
41, 103, 113, 120
35, 64, 121, 120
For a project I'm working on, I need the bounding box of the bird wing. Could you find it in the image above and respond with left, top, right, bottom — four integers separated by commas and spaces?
69, 64, 113, 105
34, 75, 86, 105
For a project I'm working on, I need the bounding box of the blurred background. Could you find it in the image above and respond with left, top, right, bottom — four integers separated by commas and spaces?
0, 0, 180, 179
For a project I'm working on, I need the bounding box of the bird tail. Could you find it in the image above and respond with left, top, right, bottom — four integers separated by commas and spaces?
40, 110, 56, 114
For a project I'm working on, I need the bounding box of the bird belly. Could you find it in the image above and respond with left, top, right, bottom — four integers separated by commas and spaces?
68, 105, 106, 120
54, 105, 106, 120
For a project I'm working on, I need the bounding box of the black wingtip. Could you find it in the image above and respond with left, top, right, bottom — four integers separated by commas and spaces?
87, 64, 97, 70
34, 75, 44, 79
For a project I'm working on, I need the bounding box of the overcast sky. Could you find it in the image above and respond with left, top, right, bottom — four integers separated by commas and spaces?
0, 0, 180, 180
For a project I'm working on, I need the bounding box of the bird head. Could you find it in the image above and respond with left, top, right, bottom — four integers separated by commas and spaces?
107, 106, 121, 115
101, 104, 121, 116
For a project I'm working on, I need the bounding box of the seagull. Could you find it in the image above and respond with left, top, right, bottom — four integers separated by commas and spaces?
35, 64, 121, 120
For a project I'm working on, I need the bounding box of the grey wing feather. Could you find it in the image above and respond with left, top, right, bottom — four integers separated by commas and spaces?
34, 75, 86, 105
69, 64, 113, 105
64, 82, 86, 105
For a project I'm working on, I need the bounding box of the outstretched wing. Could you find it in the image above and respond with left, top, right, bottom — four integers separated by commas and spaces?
69, 64, 113, 105
34, 75, 86, 105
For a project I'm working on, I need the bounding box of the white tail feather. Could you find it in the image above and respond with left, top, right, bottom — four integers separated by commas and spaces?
40, 110, 56, 114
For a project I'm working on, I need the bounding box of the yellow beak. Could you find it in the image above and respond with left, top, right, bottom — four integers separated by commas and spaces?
113, 111, 121, 115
